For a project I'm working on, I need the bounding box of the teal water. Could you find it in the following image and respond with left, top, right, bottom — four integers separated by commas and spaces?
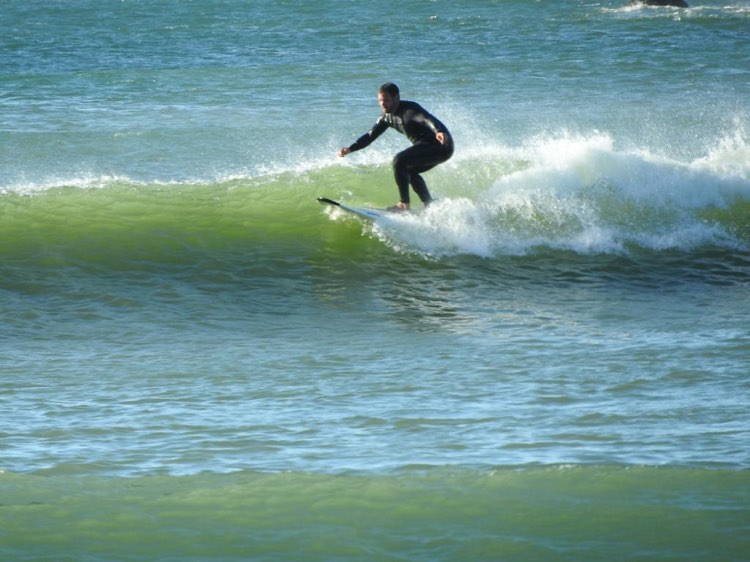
2, 1, 749, 560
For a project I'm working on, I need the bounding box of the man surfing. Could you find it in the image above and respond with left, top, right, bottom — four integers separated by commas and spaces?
338, 82, 454, 211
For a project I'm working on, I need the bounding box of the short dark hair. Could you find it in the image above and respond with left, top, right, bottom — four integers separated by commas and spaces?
379, 82, 400, 97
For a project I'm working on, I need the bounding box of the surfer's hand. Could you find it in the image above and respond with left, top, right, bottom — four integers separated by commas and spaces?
435, 132, 446, 144
338, 147, 350, 157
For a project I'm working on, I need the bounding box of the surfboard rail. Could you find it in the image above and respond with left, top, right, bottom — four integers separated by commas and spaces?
317, 197, 388, 220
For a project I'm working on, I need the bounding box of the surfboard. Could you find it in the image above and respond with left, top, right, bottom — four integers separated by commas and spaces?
317, 197, 390, 220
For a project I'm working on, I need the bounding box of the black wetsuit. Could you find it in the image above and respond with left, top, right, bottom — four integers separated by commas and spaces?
347, 100, 454, 205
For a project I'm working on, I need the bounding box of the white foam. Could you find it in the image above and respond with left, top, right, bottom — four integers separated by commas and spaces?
367, 131, 750, 257
0, 174, 138, 196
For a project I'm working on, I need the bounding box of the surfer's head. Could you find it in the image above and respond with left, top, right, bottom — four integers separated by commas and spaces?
378, 82, 400, 114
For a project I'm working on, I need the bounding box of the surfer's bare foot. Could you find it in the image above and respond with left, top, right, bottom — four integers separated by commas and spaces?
387, 202, 410, 212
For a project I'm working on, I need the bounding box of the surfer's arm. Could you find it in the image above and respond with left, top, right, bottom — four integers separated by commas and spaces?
422, 111, 452, 146
341, 118, 388, 155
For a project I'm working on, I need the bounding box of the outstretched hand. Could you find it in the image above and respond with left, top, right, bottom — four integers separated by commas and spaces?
338, 147, 350, 157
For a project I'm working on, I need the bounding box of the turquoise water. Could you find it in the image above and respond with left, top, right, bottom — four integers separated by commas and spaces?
2, 1, 749, 560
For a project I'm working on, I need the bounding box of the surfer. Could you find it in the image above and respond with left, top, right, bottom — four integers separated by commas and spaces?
338, 82, 454, 211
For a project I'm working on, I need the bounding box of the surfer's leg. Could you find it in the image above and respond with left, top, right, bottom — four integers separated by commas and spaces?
393, 148, 422, 204
393, 142, 453, 205
409, 173, 433, 204
392, 155, 412, 204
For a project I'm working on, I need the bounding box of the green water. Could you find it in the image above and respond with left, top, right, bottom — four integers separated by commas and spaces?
3, 467, 748, 562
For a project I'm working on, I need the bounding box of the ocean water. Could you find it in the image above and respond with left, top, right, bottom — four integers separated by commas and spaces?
2, 1, 749, 560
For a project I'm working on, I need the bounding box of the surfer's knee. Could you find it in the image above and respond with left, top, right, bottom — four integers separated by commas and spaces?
392, 152, 408, 173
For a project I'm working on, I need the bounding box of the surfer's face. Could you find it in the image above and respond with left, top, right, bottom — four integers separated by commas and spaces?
378, 91, 399, 114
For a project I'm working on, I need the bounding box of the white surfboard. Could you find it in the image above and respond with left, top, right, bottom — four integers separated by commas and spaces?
317, 197, 390, 220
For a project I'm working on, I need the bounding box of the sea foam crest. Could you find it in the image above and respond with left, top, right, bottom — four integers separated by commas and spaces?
371, 132, 750, 257
0, 174, 138, 196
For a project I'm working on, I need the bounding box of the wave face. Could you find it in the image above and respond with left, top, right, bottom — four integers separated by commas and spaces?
2, 130, 749, 263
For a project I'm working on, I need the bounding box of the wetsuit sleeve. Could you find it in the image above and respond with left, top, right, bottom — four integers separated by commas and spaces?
425, 112, 449, 136
420, 108, 451, 140
348, 118, 389, 153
